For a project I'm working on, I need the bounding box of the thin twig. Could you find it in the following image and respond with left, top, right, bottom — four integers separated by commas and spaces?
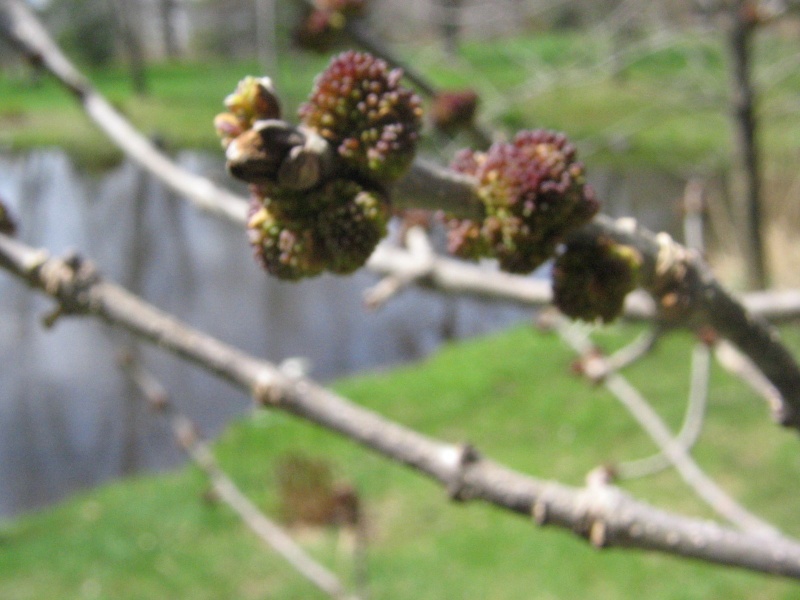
614, 178, 714, 478
363, 226, 434, 309
3, 0, 800, 426
716, 340, 784, 414
682, 178, 707, 253
597, 326, 664, 376
555, 317, 780, 538
616, 343, 711, 479
118, 354, 353, 600
0, 0, 247, 225
3, 233, 800, 579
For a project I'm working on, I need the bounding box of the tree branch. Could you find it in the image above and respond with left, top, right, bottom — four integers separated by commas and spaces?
119, 354, 352, 599
555, 317, 781, 538
3, 0, 800, 430
3, 232, 800, 579
576, 216, 800, 429
0, 0, 247, 224
716, 340, 784, 414
616, 343, 711, 480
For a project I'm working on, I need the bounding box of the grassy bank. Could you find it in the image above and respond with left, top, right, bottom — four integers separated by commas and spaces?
1, 30, 799, 172
0, 54, 328, 167
2, 324, 800, 599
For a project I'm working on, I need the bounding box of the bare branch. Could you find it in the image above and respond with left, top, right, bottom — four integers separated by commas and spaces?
3, 0, 800, 430
368, 243, 558, 308
363, 226, 434, 310
119, 354, 351, 599
611, 179, 712, 479
728, 0, 767, 288
578, 215, 800, 429
0, 0, 247, 224
3, 233, 800, 578
716, 340, 784, 413
555, 317, 781, 537
617, 343, 711, 479
391, 159, 484, 218
601, 326, 664, 375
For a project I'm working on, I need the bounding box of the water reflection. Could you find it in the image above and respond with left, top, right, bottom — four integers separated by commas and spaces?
0, 149, 549, 516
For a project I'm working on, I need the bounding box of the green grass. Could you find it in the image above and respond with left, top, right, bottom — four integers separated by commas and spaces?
3, 323, 800, 599
0, 54, 329, 167
415, 30, 797, 171
2, 30, 799, 172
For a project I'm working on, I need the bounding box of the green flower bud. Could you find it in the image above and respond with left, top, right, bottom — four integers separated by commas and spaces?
215, 76, 282, 150
552, 236, 641, 323
224, 76, 281, 125
247, 198, 326, 280
316, 180, 390, 274
247, 179, 389, 279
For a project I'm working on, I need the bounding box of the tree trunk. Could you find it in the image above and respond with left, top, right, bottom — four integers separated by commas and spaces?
114, 0, 148, 96
438, 0, 463, 57
158, 0, 180, 60
728, 0, 767, 289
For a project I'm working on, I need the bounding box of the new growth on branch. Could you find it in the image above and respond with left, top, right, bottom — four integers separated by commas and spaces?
215, 52, 640, 324
4, 0, 800, 584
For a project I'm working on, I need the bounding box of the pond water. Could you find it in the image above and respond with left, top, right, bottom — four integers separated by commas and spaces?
0, 149, 686, 517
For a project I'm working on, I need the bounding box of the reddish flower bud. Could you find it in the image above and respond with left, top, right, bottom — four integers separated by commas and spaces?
299, 51, 423, 183
213, 112, 246, 149
293, 9, 342, 53
430, 90, 479, 133
445, 129, 600, 273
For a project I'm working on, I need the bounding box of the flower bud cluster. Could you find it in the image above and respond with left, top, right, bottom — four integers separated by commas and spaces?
299, 51, 423, 183
552, 236, 641, 323
247, 179, 389, 280
293, 0, 369, 52
214, 77, 281, 149
445, 130, 600, 273
217, 52, 418, 279
317, 0, 367, 16
430, 90, 479, 133
293, 9, 340, 52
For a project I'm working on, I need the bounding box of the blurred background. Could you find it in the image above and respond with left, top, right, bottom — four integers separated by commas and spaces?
1, 1, 800, 597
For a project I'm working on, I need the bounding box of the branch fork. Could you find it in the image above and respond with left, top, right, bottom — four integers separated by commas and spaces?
363, 226, 435, 309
